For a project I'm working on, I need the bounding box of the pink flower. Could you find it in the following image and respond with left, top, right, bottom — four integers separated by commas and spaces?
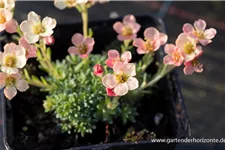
176, 33, 202, 61
20, 11, 57, 44
68, 33, 95, 58
183, 51, 203, 75
183, 19, 217, 46
102, 62, 139, 96
105, 50, 131, 68
0, 9, 18, 33
19, 37, 37, 59
133, 27, 168, 54
43, 36, 55, 45
0, 43, 27, 74
163, 44, 184, 66
93, 64, 104, 76
113, 14, 140, 41
106, 88, 117, 97
0, 72, 29, 100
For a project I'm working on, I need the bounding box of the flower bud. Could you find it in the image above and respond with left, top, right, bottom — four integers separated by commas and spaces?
43, 36, 55, 45
106, 88, 117, 97
93, 64, 104, 76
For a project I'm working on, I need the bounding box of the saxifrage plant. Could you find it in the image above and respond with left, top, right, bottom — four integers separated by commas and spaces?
0, 0, 217, 137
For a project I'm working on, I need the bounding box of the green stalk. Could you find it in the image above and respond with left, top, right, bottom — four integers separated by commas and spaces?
81, 5, 88, 37
138, 64, 175, 91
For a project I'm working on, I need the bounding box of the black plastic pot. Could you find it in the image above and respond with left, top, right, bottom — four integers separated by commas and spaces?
0, 15, 190, 150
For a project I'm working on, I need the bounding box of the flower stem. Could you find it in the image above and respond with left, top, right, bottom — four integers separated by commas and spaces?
81, 5, 88, 38
38, 40, 61, 79
138, 64, 175, 91
121, 40, 131, 53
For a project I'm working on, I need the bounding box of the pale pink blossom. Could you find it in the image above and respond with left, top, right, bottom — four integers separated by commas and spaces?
0, 72, 29, 100
19, 37, 37, 59
0, 43, 27, 74
93, 64, 104, 76
183, 19, 217, 46
43, 36, 55, 45
68, 33, 95, 58
0, 9, 18, 33
20, 11, 57, 44
106, 88, 117, 97
102, 62, 139, 96
113, 14, 140, 41
133, 27, 168, 54
183, 51, 203, 75
105, 50, 131, 68
0, 0, 15, 10
54, 0, 88, 10
176, 33, 202, 61
163, 44, 184, 66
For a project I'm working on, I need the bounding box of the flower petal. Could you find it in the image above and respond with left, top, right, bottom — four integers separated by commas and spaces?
4, 86, 17, 100
113, 22, 124, 34
199, 39, 211, 46
121, 51, 132, 63
133, 38, 146, 49
84, 37, 95, 46
164, 44, 176, 54
137, 47, 147, 54
113, 62, 124, 74
54, 1, 67, 10
126, 77, 139, 90
71, 33, 84, 46
194, 19, 206, 31
20, 21, 33, 34
102, 74, 117, 89
0, 72, 6, 89
42, 17, 56, 30
152, 40, 161, 51
182, 23, 194, 33
163, 55, 174, 65
159, 33, 168, 45
5, 19, 18, 33
105, 59, 114, 68
117, 34, 136, 41
123, 14, 136, 23
144, 27, 159, 40
16, 79, 29, 92
183, 62, 194, 75
204, 28, 217, 40
28, 11, 40, 24
24, 33, 39, 44
68, 46, 78, 55
129, 22, 141, 33
108, 49, 120, 59
123, 63, 136, 76
16, 55, 27, 68
114, 83, 129, 96
19, 37, 29, 49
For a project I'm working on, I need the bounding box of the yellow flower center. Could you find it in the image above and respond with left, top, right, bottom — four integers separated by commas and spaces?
114, 73, 129, 83
0, 13, 6, 24
0, 2, 5, 8
66, 0, 76, 7
194, 31, 205, 39
78, 44, 88, 54
145, 40, 153, 52
5, 55, 17, 67
122, 26, 133, 36
5, 76, 16, 86
33, 24, 45, 34
184, 42, 195, 54
172, 51, 181, 63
